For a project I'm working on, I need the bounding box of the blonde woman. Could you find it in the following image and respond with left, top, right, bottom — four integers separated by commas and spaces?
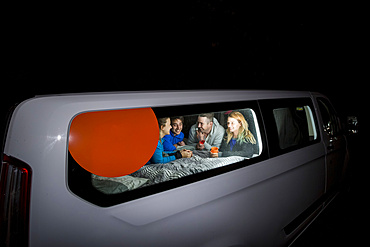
210, 111, 258, 158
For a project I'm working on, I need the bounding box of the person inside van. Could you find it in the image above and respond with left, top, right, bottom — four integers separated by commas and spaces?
162, 116, 186, 152
210, 111, 258, 158
149, 117, 192, 164
188, 113, 225, 150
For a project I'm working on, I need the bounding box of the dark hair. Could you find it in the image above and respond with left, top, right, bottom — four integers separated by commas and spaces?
170, 116, 184, 124
199, 113, 214, 123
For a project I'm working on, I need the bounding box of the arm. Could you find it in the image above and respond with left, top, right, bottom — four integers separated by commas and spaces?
187, 125, 198, 144
174, 132, 185, 144
207, 126, 225, 149
162, 135, 176, 151
221, 142, 255, 158
151, 141, 177, 164
151, 151, 176, 164
204, 141, 212, 150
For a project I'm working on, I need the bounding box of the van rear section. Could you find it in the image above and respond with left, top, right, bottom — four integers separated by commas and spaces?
0, 155, 32, 247
0, 91, 349, 247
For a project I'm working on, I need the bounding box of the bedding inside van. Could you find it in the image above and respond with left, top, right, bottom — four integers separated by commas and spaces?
92, 150, 245, 194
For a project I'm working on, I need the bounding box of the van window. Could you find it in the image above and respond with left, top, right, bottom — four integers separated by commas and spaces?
273, 106, 317, 149
67, 101, 266, 207
260, 98, 319, 157
317, 98, 341, 137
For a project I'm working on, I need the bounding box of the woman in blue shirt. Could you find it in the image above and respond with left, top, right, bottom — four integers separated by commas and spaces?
150, 117, 192, 164
210, 111, 258, 158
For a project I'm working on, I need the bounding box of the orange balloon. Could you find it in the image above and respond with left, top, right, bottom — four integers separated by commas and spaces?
69, 108, 158, 177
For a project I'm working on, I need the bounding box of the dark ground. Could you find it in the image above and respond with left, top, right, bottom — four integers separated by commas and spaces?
2, 2, 368, 246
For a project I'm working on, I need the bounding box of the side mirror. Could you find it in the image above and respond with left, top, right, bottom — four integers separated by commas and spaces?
346, 116, 358, 134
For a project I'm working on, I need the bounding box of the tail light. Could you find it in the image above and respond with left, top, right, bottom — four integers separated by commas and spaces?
0, 154, 32, 247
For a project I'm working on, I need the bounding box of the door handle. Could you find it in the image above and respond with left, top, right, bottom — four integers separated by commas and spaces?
328, 139, 334, 151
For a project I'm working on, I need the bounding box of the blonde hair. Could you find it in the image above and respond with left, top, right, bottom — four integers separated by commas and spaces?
226, 111, 256, 145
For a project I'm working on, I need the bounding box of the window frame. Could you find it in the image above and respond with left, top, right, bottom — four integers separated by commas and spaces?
259, 98, 320, 158
67, 100, 268, 207
317, 97, 342, 137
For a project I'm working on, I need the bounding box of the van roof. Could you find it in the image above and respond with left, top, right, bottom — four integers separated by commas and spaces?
27, 90, 320, 110
34, 89, 315, 100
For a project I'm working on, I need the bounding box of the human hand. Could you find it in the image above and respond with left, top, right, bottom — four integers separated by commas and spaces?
197, 140, 205, 150
196, 129, 205, 142
209, 151, 218, 158
177, 141, 186, 146
180, 149, 193, 158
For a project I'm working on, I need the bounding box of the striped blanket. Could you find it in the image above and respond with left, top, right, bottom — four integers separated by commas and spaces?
92, 150, 246, 194
130, 150, 245, 187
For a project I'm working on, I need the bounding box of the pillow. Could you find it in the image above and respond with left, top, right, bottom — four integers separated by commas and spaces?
92, 174, 149, 194
91, 179, 129, 194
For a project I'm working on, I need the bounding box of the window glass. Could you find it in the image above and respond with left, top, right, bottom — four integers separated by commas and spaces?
68, 104, 264, 206
273, 105, 317, 149
317, 98, 340, 136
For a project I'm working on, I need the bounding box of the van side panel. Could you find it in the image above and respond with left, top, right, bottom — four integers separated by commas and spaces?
28, 145, 324, 247
3, 91, 327, 246
107, 144, 325, 247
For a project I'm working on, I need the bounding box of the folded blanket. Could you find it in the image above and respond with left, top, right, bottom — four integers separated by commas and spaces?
91, 174, 148, 194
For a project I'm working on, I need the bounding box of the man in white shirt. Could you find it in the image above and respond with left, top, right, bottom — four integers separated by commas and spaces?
188, 113, 225, 150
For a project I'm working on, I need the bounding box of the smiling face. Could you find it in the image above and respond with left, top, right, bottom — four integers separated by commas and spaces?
159, 118, 172, 138
227, 117, 241, 135
171, 118, 183, 136
162, 118, 172, 135
197, 117, 213, 134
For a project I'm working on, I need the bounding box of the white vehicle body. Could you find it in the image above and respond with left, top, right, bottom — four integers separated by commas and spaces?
1, 90, 349, 246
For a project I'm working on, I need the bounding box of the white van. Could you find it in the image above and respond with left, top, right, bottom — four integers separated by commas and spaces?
1, 90, 354, 247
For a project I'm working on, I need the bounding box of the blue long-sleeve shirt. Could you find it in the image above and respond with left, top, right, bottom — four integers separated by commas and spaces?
149, 139, 177, 164
162, 131, 184, 151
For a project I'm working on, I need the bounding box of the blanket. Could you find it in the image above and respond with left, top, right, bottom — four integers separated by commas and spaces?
130, 150, 246, 187
92, 150, 246, 194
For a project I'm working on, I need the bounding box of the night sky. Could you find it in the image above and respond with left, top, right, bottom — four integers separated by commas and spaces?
3, 3, 365, 111
1, 2, 367, 244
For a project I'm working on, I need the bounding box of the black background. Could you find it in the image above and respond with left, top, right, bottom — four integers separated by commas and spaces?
2, 1, 367, 245
2, 3, 366, 118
